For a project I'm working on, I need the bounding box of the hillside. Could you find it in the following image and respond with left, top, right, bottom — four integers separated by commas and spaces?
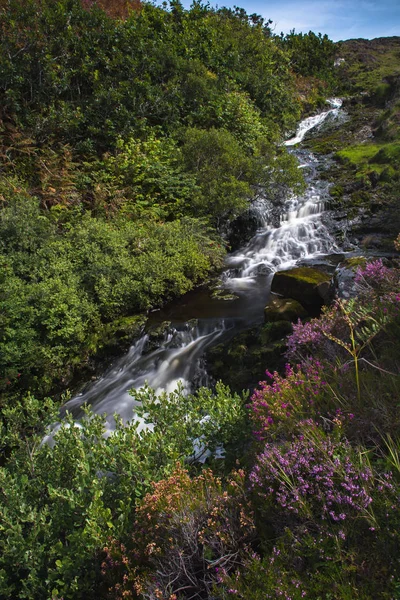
1, 4, 400, 599
303, 36, 400, 251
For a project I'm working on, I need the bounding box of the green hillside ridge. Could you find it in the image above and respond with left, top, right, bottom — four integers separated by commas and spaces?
304, 36, 400, 248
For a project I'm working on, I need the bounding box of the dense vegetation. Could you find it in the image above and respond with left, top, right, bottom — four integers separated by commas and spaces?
5, 2, 400, 600
2, 258, 400, 599
0, 0, 317, 398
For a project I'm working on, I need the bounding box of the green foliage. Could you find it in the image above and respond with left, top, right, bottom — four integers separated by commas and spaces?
212, 90, 273, 151
180, 127, 259, 224
0, 0, 301, 148
279, 30, 337, 81
0, 186, 224, 393
180, 126, 304, 225
0, 381, 247, 598
92, 132, 200, 219
0, 2, 370, 598
132, 381, 248, 467
376, 101, 400, 141
0, 0, 311, 398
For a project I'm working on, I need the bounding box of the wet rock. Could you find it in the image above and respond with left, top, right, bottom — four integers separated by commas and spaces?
185, 318, 198, 330
354, 125, 374, 144
228, 211, 261, 251
333, 263, 360, 299
271, 267, 333, 315
264, 296, 308, 322
143, 320, 172, 354
206, 321, 292, 394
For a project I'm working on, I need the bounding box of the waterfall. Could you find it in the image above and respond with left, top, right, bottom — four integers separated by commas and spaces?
285, 98, 342, 146
48, 99, 343, 438
224, 150, 339, 287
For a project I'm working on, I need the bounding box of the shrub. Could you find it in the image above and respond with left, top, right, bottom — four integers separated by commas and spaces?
0, 380, 247, 599
249, 431, 374, 528
103, 466, 256, 600
249, 360, 330, 442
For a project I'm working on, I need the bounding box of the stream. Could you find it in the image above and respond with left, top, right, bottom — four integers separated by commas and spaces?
55, 99, 344, 435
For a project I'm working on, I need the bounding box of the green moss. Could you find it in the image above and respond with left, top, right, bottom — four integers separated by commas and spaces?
336, 142, 400, 184
329, 184, 344, 199
336, 144, 383, 165
379, 166, 398, 182
343, 256, 367, 269
372, 143, 400, 164
278, 267, 330, 285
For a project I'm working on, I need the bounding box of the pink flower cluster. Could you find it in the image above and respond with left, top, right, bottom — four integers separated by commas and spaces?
250, 436, 373, 523
286, 317, 333, 359
355, 259, 391, 285
250, 361, 327, 441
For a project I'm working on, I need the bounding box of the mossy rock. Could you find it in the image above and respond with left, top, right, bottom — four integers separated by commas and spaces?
271, 267, 332, 315
372, 143, 400, 165
210, 288, 238, 301
264, 297, 308, 323
379, 166, 397, 182
329, 184, 344, 199
260, 321, 293, 344
143, 320, 172, 354
98, 314, 147, 354
206, 321, 292, 393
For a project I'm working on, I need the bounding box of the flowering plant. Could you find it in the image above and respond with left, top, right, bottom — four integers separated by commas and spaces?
249, 360, 329, 441
250, 432, 374, 528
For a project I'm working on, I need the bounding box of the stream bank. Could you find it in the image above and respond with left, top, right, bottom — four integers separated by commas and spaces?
58, 100, 354, 431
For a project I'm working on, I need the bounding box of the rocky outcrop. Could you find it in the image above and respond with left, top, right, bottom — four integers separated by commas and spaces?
271, 267, 333, 315
205, 321, 292, 394
264, 296, 308, 322
143, 321, 172, 354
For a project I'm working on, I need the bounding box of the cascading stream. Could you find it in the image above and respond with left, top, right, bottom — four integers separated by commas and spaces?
56, 99, 343, 435
285, 98, 342, 146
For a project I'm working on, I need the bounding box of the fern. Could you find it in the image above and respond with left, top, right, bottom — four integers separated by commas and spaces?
322, 299, 390, 402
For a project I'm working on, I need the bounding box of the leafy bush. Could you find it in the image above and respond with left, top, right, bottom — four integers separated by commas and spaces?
104, 466, 255, 599
0, 381, 247, 598
0, 185, 224, 393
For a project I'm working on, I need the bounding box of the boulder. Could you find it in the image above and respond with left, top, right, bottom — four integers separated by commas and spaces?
206, 321, 292, 394
264, 296, 308, 322
333, 257, 366, 300
271, 267, 333, 315
143, 320, 172, 354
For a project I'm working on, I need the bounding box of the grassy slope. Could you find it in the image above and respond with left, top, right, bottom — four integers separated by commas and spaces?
337, 36, 400, 91
304, 36, 400, 250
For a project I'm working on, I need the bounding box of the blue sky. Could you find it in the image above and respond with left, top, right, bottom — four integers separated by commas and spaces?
183, 0, 400, 41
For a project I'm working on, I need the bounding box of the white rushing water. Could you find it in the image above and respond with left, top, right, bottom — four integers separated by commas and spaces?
49, 99, 343, 438
285, 98, 342, 146
224, 151, 339, 290
55, 321, 228, 434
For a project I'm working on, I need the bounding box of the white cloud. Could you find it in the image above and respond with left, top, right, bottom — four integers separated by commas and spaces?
262, 0, 348, 38
257, 0, 399, 41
